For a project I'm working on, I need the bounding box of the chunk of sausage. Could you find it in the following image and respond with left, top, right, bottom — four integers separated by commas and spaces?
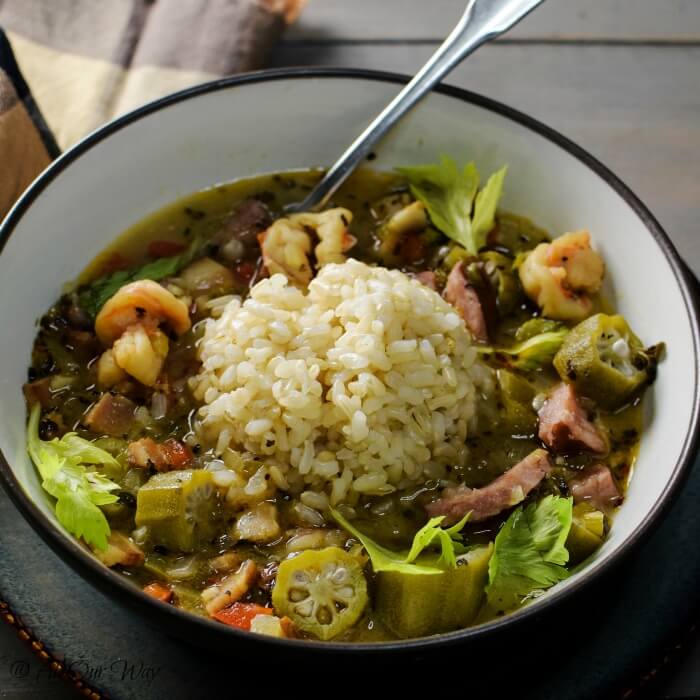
426, 448, 553, 525
538, 383, 607, 454
23, 378, 54, 408
212, 199, 272, 256
85, 394, 136, 437
127, 437, 193, 471
570, 464, 621, 511
444, 262, 490, 342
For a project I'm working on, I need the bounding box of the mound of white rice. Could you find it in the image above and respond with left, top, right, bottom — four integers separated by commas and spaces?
190, 259, 493, 506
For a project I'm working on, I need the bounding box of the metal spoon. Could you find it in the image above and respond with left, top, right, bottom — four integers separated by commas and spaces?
286, 0, 545, 214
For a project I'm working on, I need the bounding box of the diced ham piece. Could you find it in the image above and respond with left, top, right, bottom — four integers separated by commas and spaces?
538, 383, 607, 454
127, 437, 193, 471
570, 464, 621, 511
444, 261, 490, 342
94, 532, 144, 568
202, 560, 258, 616
426, 448, 553, 525
23, 378, 53, 408
85, 394, 136, 437
209, 552, 242, 573
414, 270, 437, 290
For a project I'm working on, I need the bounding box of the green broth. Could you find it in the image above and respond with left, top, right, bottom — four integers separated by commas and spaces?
27, 169, 643, 642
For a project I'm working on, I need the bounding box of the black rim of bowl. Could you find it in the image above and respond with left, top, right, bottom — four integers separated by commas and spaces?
1, 67, 699, 654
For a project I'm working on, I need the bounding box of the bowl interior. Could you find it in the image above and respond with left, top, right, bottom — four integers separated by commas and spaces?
0, 72, 697, 639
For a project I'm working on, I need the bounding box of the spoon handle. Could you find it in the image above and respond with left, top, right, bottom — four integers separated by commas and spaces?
287, 0, 545, 213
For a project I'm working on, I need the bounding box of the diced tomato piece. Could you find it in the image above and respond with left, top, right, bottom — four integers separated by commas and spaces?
399, 233, 425, 264
279, 616, 298, 638
213, 603, 273, 630
234, 261, 257, 286
143, 582, 173, 603
148, 240, 187, 258
99, 252, 131, 275
162, 438, 193, 468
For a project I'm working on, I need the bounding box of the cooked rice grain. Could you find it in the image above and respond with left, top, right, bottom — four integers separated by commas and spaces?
190, 260, 493, 505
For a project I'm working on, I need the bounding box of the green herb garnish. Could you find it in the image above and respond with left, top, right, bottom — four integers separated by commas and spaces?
331, 508, 470, 575
514, 318, 567, 343
397, 156, 507, 255
27, 404, 121, 550
478, 327, 569, 371
486, 495, 573, 611
78, 236, 201, 318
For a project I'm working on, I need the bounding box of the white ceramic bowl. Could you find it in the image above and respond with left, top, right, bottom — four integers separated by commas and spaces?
0, 69, 698, 652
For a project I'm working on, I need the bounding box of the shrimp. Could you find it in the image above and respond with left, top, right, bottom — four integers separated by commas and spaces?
112, 324, 169, 387
544, 231, 605, 293
258, 219, 313, 285
96, 348, 127, 388
95, 279, 191, 345
94, 280, 191, 387
519, 231, 604, 321
293, 208, 357, 267
258, 208, 356, 284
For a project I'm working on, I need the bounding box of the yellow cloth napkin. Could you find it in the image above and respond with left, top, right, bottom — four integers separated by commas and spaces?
0, 0, 303, 219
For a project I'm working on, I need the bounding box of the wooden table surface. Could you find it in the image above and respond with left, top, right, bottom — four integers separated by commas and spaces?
1, 2, 698, 699
274, 0, 700, 281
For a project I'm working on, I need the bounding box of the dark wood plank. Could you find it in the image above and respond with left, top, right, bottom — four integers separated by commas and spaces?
269, 42, 700, 275
288, 0, 700, 42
